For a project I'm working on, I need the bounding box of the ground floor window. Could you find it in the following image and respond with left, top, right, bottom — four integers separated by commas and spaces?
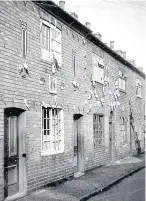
42, 106, 64, 155
93, 114, 104, 146
120, 117, 127, 143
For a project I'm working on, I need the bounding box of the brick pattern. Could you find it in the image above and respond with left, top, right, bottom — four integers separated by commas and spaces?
0, 1, 145, 200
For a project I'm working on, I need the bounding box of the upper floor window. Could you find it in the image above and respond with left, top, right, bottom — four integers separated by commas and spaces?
92, 53, 104, 84
41, 20, 61, 65
42, 106, 64, 155
93, 114, 104, 147
136, 79, 142, 98
119, 71, 126, 91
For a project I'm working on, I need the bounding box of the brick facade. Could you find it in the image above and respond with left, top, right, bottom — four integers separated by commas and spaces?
0, 1, 145, 200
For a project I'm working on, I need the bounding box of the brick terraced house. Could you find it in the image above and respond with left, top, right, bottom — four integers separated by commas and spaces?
0, 1, 145, 200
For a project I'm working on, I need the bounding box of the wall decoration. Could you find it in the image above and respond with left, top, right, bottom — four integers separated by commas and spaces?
18, 62, 29, 78
109, 90, 112, 95
51, 57, 59, 73
24, 99, 29, 109
49, 75, 57, 94
60, 81, 65, 90
73, 105, 76, 111
38, 76, 45, 85
72, 80, 79, 90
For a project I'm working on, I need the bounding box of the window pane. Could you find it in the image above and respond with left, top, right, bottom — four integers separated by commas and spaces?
9, 117, 17, 156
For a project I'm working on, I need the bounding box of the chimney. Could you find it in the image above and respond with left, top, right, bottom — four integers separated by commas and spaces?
69, 12, 78, 19
110, 41, 114, 49
85, 22, 91, 29
116, 49, 123, 57
59, 1, 65, 10
128, 59, 136, 66
94, 32, 102, 41
138, 67, 143, 72
123, 51, 126, 59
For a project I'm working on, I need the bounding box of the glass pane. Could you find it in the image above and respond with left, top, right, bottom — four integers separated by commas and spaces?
8, 166, 17, 185
9, 117, 17, 156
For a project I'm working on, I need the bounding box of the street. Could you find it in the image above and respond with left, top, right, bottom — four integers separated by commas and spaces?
89, 168, 145, 201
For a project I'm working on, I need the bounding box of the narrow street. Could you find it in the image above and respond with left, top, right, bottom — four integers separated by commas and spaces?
89, 168, 145, 201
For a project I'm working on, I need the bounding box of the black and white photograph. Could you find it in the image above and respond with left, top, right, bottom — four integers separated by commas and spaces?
0, 0, 145, 200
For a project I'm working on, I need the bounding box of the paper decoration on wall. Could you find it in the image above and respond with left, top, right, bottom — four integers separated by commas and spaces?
114, 92, 118, 100
83, 39, 86, 45
100, 97, 104, 106
67, 29, 69, 35
51, 57, 59, 74
24, 62, 29, 73
24, 99, 29, 109
60, 81, 65, 90
42, 101, 47, 108
116, 89, 120, 97
72, 80, 79, 90
91, 76, 96, 87
38, 76, 45, 85
88, 95, 92, 100
73, 105, 76, 111
98, 59, 104, 68
18, 62, 29, 78
49, 75, 57, 94
85, 100, 88, 105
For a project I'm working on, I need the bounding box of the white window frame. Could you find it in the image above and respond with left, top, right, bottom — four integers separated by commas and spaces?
93, 114, 104, 147
41, 105, 64, 156
136, 79, 142, 98
40, 19, 62, 65
92, 53, 104, 84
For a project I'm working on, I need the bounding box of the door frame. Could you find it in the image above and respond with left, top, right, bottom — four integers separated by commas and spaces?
109, 111, 114, 161
73, 114, 84, 176
4, 108, 27, 201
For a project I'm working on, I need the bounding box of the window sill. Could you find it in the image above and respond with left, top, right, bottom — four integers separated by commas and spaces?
95, 81, 104, 85
119, 89, 126, 94
136, 95, 142, 99
40, 57, 52, 65
120, 142, 127, 146
41, 149, 64, 156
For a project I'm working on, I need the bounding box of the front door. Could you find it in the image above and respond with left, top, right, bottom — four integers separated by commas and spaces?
4, 108, 26, 199
73, 114, 84, 174
4, 115, 19, 197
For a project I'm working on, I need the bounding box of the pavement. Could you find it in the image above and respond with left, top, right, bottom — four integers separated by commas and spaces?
17, 153, 145, 201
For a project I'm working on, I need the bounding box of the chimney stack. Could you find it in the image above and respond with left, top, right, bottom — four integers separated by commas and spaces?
116, 49, 123, 57
59, 1, 65, 10
128, 59, 136, 66
69, 12, 78, 19
123, 51, 126, 59
138, 67, 143, 72
110, 41, 114, 49
94, 32, 102, 41
85, 22, 91, 29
